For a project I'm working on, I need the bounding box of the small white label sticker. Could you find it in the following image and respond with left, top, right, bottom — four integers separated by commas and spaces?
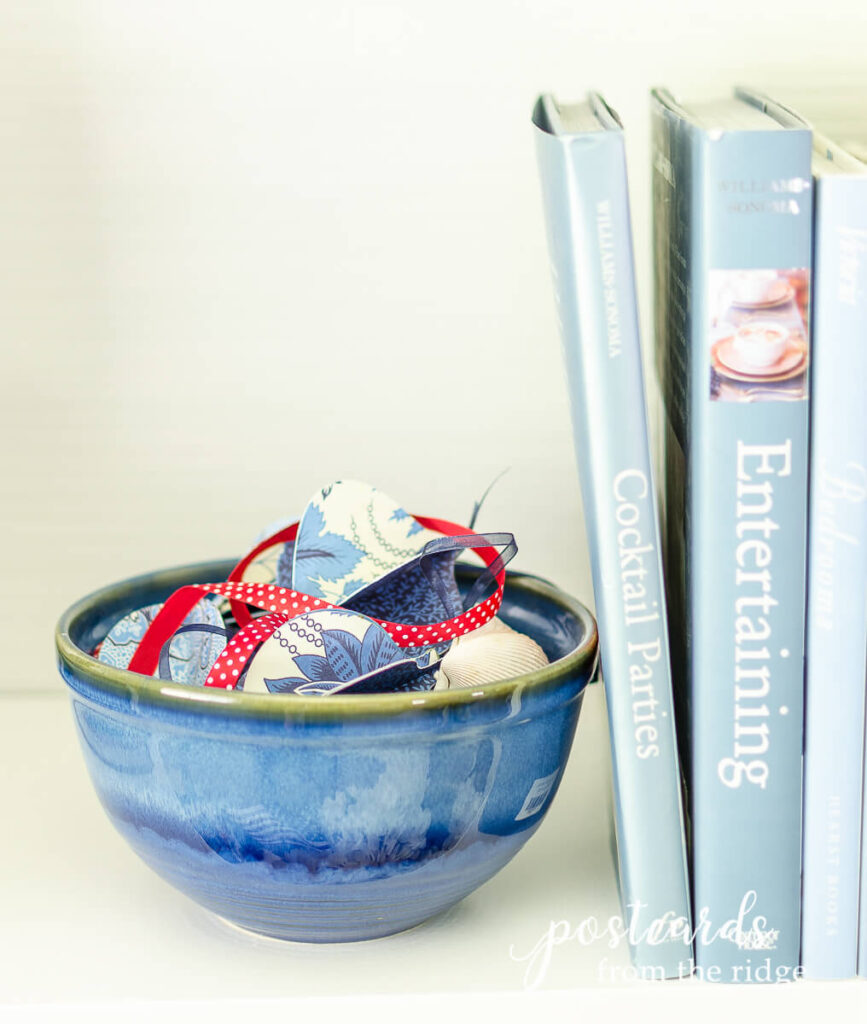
514, 768, 560, 821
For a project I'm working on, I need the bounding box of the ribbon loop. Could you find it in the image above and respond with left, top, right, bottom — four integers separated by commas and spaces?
127, 515, 513, 689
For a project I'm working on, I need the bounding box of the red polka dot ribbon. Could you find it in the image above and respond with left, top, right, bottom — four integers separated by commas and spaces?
127, 515, 509, 689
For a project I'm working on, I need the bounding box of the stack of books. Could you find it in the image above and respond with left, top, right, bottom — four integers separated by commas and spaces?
533, 88, 867, 983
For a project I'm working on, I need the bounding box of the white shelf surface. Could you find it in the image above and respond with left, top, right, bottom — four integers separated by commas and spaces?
2, 689, 866, 1021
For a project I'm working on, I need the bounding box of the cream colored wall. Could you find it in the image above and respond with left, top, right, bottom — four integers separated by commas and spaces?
5, 1, 866, 691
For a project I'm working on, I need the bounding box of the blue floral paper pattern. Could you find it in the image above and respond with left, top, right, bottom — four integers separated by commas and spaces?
241, 608, 438, 696
346, 549, 462, 625
274, 541, 296, 588
245, 517, 296, 585
98, 598, 226, 686
291, 481, 445, 605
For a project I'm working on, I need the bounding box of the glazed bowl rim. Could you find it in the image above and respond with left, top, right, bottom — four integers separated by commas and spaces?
56, 558, 598, 721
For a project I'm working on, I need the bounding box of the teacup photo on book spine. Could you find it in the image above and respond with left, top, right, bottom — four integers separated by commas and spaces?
708, 268, 810, 403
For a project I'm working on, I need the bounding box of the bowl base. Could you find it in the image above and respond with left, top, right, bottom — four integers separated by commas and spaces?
211, 909, 440, 944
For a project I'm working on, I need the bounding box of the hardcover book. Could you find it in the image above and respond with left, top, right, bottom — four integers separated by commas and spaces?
651, 88, 812, 981
863, 717, 867, 979
533, 92, 692, 978
800, 136, 867, 980
845, 137, 867, 983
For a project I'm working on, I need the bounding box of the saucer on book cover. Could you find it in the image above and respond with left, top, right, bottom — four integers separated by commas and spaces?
729, 281, 795, 310
712, 335, 807, 382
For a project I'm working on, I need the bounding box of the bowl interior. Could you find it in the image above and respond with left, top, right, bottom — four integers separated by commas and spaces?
57, 560, 598, 718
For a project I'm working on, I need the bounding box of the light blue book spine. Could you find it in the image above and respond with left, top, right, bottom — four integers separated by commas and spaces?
801, 158, 867, 979
533, 93, 692, 978
652, 90, 812, 982
862, 734, 867, 978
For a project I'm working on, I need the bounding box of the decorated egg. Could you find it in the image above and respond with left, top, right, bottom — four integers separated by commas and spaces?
291, 480, 452, 605
242, 606, 438, 696
98, 598, 227, 687
434, 617, 548, 691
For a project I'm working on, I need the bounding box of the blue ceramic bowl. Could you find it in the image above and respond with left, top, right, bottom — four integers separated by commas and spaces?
56, 560, 598, 942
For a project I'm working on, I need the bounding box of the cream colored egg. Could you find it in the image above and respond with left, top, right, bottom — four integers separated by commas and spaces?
434, 617, 549, 691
